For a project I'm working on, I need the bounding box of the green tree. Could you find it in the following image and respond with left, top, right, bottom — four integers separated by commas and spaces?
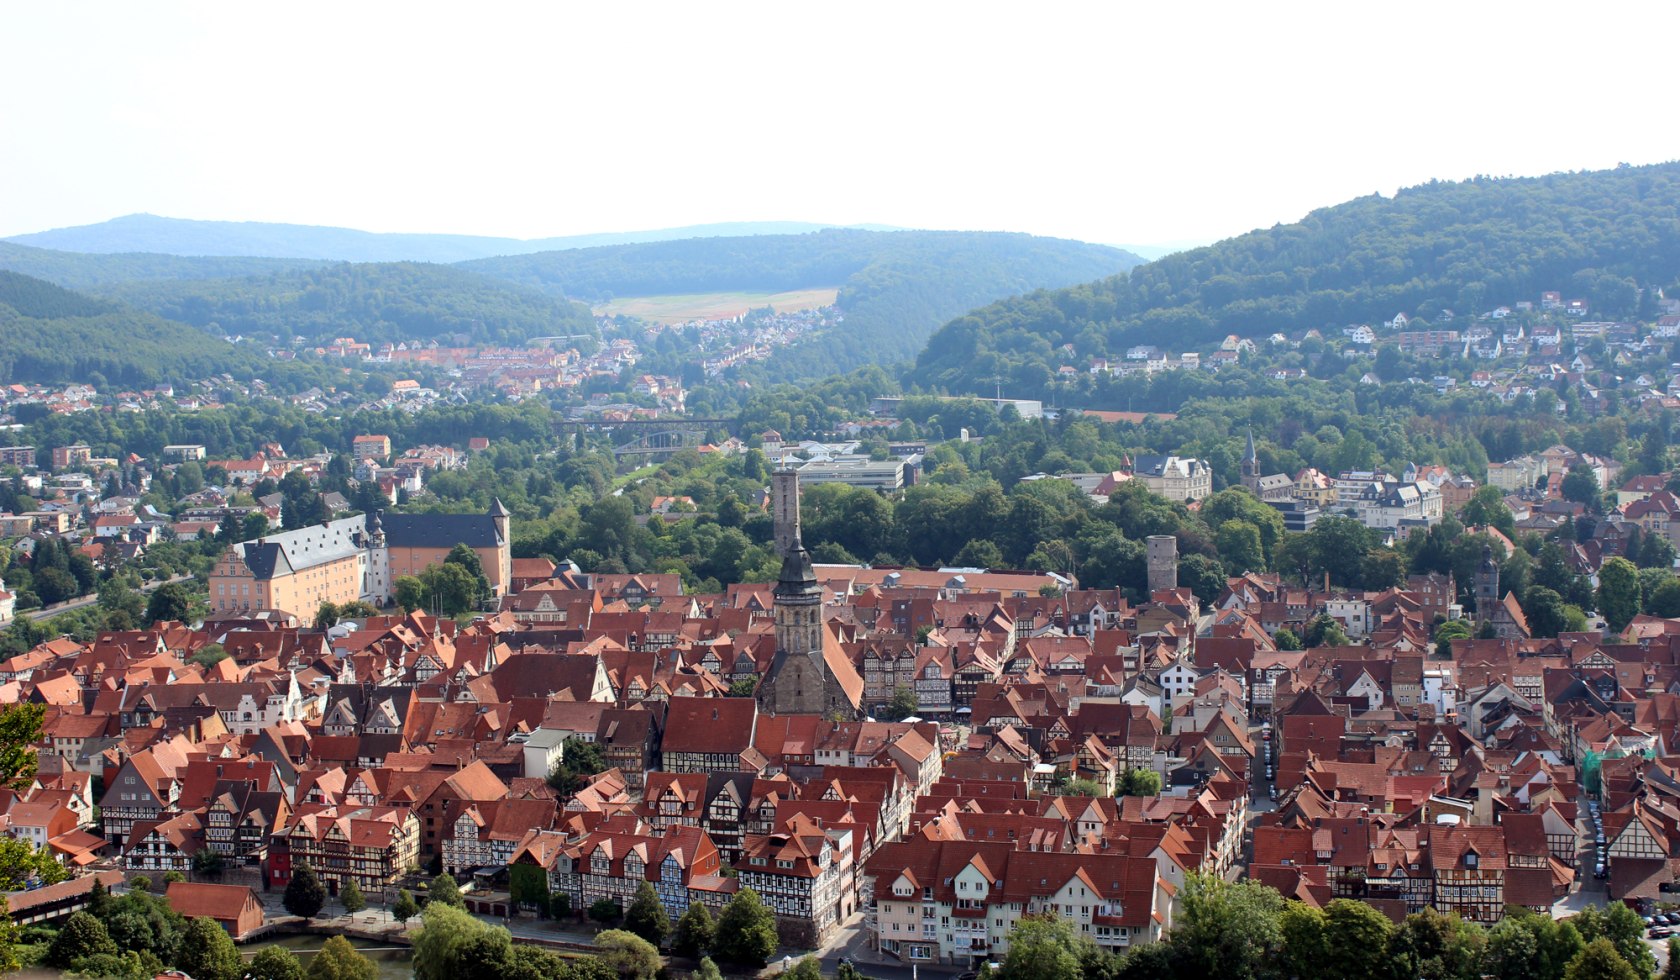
339, 877, 366, 916
143, 581, 193, 625
673, 899, 716, 959
0, 835, 66, 891
1303, 613, 1349, 648
1167, 874, 1283, 980
176, 916, 242, 980
1664, 937, 1680, 980
1460, 485, 1517, 538
692, 956, 725, 980
1215, 520, 1266, 575
997, 914, 1088, 980
879, 685, 919, 722
1273, 627, 1302, 651
0, 898, 18, 975
306, 935, 378, 980
1276, 902, 1326, 980
1320, 898, 1391, 979
590, 898, 623, 926
1386, 907, 1487, 980
548, 737, 608, 795
188, 643, 228, 669
1562, 468, 1603, 509
1118, 769, 1161, 797
1563, 937, 1639, 980
421, 561, 480, 616
315, 601, 341, 629
0, 703, 46, 791
283, 862, 327, 919
1649, 577, 1680, 618
63, 949, 163, 980
623, 881, 669, 947
394, 575, 426, 613
412, 902, 496, 980
247, 945, 306, 980
429, 873, 464, 909
190, 849, 224, 879
785, 957, 824, 980
457, 930, 515, 976
1522, 586, 1570, 638
713, 887, 777, 967
47, 910, 118, 968
596, 929, 661, 980
392, 889, 420, 925
1598, 557, 1642, 633
1573, 902, 1654, 978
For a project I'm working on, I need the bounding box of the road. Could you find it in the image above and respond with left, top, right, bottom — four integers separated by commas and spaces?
23, 573, 192, 621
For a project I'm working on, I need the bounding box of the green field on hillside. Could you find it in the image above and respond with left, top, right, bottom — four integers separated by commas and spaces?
593, 287, 840, 324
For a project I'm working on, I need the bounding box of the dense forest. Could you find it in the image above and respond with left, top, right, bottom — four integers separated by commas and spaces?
465, 229, 1139, 376
95, 262, 599, 347
0, 271, 263, 388
915, 162, 1680, 394
0, 241, 325, 291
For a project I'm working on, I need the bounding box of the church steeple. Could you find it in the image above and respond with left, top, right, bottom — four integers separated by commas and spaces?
1242, 428, 1260, 491
773, 532, 822, 659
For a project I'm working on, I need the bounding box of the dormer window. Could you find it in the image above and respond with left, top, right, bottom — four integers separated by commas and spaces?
1464, 851, 1478, 869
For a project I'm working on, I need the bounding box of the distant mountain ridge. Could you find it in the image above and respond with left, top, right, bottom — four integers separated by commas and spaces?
3, 214, 903, 264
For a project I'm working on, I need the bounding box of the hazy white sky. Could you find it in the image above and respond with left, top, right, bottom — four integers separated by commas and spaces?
3, 2, 1676, 248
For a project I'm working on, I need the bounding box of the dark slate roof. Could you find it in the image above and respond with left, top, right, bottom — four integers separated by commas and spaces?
239, 541, 292, 579
380, 513, 502, 549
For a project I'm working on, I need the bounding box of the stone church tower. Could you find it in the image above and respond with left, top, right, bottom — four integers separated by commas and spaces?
771, 468, 802, 558
1475, 543, 1500, 613
757, 472, 861, 718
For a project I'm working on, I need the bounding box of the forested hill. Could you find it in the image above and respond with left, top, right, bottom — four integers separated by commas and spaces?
0, 241, 326, 291
3, 213, 898, 263
464, 229, 1139, 375
915, 161, 1680, 395
95, 262, 599, 348
0, 271, 254, 387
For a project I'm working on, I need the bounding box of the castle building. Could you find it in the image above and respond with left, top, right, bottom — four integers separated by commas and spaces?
208, 501, 511, 626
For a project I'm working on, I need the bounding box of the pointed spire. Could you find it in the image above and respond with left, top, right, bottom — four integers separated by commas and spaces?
487, 497, 510, 518
1245, 428, 1258, 466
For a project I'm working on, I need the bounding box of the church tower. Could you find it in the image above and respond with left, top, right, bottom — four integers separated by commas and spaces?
1241, 428, 1261, 493
771, 468, 802, 558
1475, 543, 1500, 613
758, 471, 861, 718
772, 536, 824, 666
